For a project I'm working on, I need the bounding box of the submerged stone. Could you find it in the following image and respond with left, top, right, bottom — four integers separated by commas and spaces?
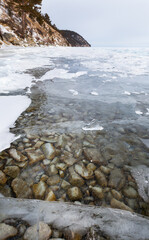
9, 149, 27, 162
111, 189, 122, 200
74, 163, 94, 180
123, 186, 138, 199
47, 164, 58, 176
67, 187, 82, 201
45, 189, 56, 201
32, 181, 47, 199
95, 169, 107, 187
47, 175, 60, 186
90, 186, 104, 199
41, 143, 56, 160
61, 180, 71, 190
111, 198, 133, 212
83, 148, 105, 164
69, 167, 85, 187
108, 168, 125, 190
4, 166, 20, 178
24, 222, 52, 240
26, 148, 45, 165
0, 170, 7, 184
11, 178, 32, 198
0, 223, 17, 240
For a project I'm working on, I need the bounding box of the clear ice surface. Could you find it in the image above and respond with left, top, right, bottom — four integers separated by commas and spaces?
0, 197, 149, 240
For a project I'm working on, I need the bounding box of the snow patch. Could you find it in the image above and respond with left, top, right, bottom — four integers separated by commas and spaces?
0, 96, 31, 152
40, 69, 87, 80
90, 91, 99, 96
69, 89, 78, 96
123, 91, 131, 96
135, 111, 143, 115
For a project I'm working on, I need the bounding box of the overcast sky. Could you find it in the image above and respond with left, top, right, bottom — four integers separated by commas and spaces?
42, 0, 149, 47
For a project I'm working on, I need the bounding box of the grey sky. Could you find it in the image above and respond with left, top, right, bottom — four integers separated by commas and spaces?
42, 0, 149, 47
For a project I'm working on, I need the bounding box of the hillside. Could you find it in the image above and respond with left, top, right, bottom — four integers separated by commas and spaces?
0, 0, 90, 47
60, 30, 91, 47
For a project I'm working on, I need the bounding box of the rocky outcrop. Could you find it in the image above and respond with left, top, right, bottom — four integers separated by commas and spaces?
0, 0, 90, 47
60, 30, 91, 47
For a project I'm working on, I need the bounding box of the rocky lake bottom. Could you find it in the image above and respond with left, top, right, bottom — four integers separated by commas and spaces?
0, 80, 149, 239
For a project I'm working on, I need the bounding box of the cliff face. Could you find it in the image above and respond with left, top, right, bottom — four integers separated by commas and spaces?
0, 0, 90, 47
60, 30, 91, 47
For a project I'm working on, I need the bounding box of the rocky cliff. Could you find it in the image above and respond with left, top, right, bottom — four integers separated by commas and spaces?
0, 0, 90, 47
60, 30, 91, 47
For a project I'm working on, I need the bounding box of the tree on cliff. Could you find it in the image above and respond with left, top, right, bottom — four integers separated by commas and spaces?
7, 0, 42, 37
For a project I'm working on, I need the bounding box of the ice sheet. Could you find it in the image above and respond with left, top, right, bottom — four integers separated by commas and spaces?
0, 198, 149, 240
0, 96, 31, 152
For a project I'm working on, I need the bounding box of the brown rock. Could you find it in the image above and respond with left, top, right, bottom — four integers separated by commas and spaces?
83, 148, 105, 164
24, 222, 52, 240
69, 167, 85, 187
0, 223, 17, 240
0, 170, 7, 184
11, 178, 32, 198
74, 163, 93, 180
32, 181, 47, 199
108, 168, 125, 190
67, 187, 82, 201
87, 163, 97, 171
95, 169, 107, 187
26, 149, 44, 165
111, 189, 122, 200
0, 185, 11, 197
41, 143, 56, 160
100, 165, 111, 175
56, 163, 67, 171
4, 166, 20, 178
47, 164, 58, 176
61, 151, 78, 166
61, 180, 71, 190
123, 186, 138, 199
90, 186, 104, 199
47, 175, 60, 186
111, 198, 133, 212
45, 189, 56, 201
9, 149, 27, 162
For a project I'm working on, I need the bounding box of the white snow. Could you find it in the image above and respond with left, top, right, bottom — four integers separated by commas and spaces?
69, 89, 78, 96
123, 91, 131, 95
0, 96, 31, 152
82, 125, 104, 131
90, 91, 99, 96
135, 110, 143, 115
40, 68, 87, 81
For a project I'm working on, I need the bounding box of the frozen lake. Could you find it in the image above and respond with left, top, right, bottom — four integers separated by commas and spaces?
0, 46, 149, 239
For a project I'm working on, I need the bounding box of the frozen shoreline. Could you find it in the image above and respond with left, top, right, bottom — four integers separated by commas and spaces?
0, 96, 31, 152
